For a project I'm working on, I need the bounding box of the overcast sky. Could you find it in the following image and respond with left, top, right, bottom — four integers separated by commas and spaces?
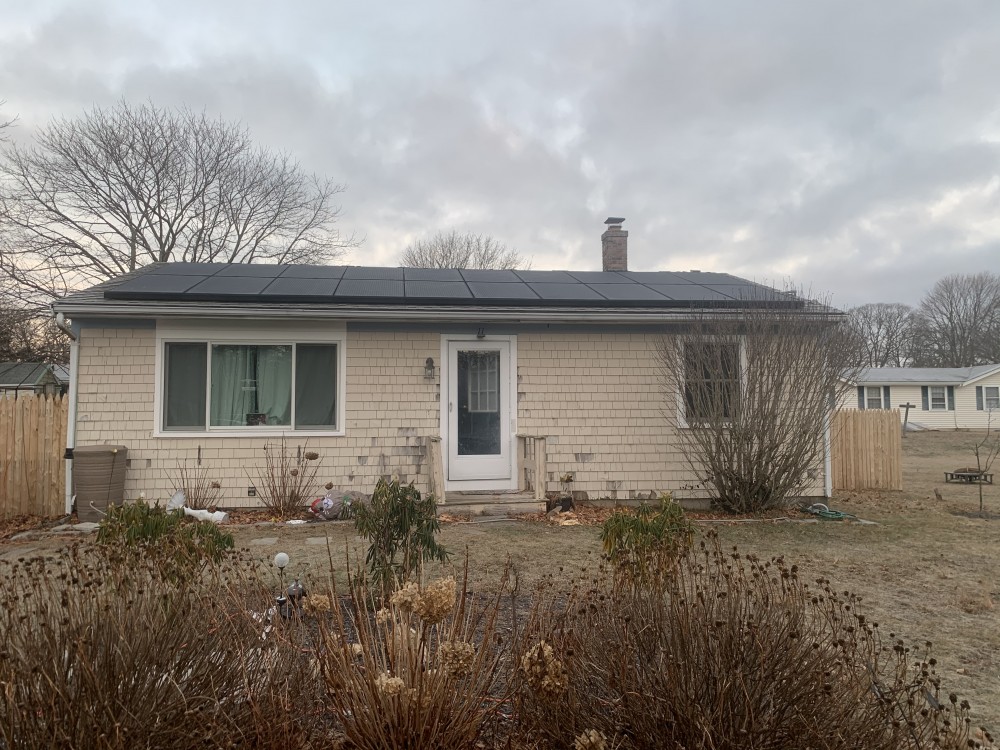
1, 0, 998, 307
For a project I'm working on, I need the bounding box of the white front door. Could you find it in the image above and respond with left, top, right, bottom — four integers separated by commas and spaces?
446, 340, 512, 481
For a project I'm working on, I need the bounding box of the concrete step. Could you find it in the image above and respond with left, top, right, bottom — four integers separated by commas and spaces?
440, 492, 545, 517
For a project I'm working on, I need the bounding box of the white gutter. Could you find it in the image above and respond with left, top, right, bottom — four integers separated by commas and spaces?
64, 337, 80, 515
52, 301, 842, 325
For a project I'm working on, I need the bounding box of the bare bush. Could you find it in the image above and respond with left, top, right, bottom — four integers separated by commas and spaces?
0, 543, 324, 748
515, 534, 992, 749
658, 296, 858, 512
168, 459, 224, 509
246, 438, 322, 518
316, 565, 513, 749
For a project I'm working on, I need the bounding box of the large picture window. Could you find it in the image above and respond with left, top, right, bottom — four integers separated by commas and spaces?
163, 340, 339, 432
684, 341, 740, 422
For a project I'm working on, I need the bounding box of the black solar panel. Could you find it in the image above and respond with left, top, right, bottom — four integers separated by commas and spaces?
460, 269, 521, 282
647, 284, 734, 301
109, 274, 203, 294
567, 271, 633, 283
334, 279, 405, 297
186, 276, 273, 295
514, 270, 576, 283
261, 278, 339, 297
403, 268, 464, 281
590, 284, 668, 301
528, 283, 604, 300
405, 281, 473, 298
280, 265, 346, 279
100, 262, 805, 310
466, 282, 540, 299
342, 267, 404, 280
147, 263, 228, 275
215, 264, 288, 278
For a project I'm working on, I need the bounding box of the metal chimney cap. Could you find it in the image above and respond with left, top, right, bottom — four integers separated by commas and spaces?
604, 216, 625, 225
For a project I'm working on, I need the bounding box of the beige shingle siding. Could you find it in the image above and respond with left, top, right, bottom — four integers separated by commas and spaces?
75, 325, 826, 506
840, 374, 1000, 429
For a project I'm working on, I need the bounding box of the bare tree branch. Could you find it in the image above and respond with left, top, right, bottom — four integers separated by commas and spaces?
910, 272, 1000, 367
658, 293, 858, 513
400, 231, 528, 269
0, 101, 357, 309
845, 303, 915, 367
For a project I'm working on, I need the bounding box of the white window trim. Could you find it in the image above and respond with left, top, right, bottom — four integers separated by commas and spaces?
154, 320, 347, 438
676, 337, 745, 429
929, 385, 947, 410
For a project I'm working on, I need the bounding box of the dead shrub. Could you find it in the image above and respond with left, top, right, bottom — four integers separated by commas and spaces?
0, 543, 324, 749
515, 533, 993, 749
247, 437, 322, 518
316, 563, 513, 749
169, 459, 223, 509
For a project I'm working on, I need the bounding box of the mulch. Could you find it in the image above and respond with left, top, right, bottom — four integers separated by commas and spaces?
515, 504, 809, 527
0, 514, 67, 540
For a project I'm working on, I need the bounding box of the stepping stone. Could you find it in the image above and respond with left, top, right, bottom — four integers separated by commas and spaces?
305, 537, 330, 546
249, 537, 278, 546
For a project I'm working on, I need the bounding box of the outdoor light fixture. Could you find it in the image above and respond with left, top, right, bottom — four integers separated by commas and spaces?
424, 357, 435, 379
273, 552, 289, 570
476, 327, 486, 339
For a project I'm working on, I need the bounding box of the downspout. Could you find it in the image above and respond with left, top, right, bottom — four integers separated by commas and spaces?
823, 393, 833, 499
55, 313, 79, 515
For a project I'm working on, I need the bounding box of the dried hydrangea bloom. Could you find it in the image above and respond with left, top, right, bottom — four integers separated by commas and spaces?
414, 577, 455, 625
304, 451, 320, 461
521, 640, 568, 697
303, 593, 331, 614
438, 640, 476, 678
351, 643, 364, 657
390, 581, 422, 613
374, 672, 405, 696
574, 729, 607, 750
375, 607, 392, 624
404, 687, 432, 710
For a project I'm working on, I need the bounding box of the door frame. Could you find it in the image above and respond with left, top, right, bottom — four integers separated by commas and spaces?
439, 334, 518, 491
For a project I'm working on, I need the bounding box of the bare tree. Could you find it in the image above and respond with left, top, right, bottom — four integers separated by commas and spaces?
400, 231, 527, 269
909, 272, 1000, 367
0, 101, 355, 308
845, 303, 915, 367
658, 297, 857, 513
970, 420, 1000, 517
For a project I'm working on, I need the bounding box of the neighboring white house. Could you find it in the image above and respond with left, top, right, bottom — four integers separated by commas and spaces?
840, 365, 1000, 429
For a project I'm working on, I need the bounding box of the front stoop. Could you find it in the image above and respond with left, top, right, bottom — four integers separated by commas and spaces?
440, 491, 545, 517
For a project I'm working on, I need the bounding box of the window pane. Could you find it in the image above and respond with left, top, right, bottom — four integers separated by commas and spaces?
866, 387, 882, 410
986, 387, 1000, 410
457, 350, 501, 455
164, 343, 207, 429
210, 345, 291, 427
295, 344, 337, 428
930, 386, 946, 410
685, 342, 739, 421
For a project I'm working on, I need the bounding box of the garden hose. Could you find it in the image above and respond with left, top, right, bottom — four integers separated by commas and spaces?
802, 502, 858, 521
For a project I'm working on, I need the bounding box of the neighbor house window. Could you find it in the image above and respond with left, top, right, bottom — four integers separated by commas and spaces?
929, 385, 947, 410
163, 341, 338, 431
986, 386, 1000, 411
684, 341, 740, 422
865, 386, 884, 410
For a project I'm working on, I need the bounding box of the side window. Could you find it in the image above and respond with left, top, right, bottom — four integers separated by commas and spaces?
684, 342, 740, 422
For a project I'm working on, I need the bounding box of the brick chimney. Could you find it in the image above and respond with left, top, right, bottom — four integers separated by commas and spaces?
601, 216, 628, 271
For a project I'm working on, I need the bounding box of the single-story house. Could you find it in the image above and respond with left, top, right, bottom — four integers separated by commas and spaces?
0, 361, 69, 397
840, 364, 1000, 429
53, 219, 834, 513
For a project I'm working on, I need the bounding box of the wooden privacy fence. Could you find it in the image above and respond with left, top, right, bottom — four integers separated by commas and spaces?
0, 394, 68, 518
830, 409, 903, 491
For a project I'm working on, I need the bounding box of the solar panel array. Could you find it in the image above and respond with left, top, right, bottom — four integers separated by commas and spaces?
104, 264, 798, 308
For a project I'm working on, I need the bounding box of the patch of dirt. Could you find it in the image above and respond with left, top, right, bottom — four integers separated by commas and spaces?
0, 514, 64, 540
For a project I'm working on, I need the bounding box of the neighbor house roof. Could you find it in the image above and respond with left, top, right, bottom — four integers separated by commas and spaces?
850, 365, 1000, 386
54, 263, 834, 322
0, 362, 59, 388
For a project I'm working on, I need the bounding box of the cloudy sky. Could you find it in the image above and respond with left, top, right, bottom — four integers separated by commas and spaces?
1, 0, 998, 307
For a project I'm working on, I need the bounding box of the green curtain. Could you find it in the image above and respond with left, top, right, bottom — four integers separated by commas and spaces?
210, 345, 291, 427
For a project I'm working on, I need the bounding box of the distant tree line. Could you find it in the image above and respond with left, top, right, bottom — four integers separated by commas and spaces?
846, 272, 1000, 368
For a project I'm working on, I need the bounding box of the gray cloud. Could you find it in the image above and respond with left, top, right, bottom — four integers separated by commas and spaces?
1, 0, 999, 307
